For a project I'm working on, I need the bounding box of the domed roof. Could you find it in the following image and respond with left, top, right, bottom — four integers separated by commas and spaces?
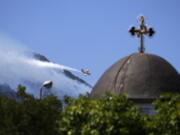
90, 53, 180, 102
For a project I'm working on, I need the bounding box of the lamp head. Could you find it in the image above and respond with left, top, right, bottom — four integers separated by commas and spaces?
42, 80, 53, 89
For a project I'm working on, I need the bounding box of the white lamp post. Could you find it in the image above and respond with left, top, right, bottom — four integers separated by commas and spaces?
40, 80, 53, 99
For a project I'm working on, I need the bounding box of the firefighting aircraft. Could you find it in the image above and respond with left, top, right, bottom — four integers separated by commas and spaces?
81, 69, 91, 75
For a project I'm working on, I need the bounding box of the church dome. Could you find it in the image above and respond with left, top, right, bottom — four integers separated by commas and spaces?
90, 53, 180, 102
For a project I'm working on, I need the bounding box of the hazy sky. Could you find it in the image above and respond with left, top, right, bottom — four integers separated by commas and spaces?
0, 0, 180, 85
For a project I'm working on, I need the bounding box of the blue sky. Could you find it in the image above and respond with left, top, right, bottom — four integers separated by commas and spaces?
0, 0, 180, 85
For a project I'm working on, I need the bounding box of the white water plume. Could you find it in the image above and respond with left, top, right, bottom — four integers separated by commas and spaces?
0, 34, 91, 98
28, 59, 81, 73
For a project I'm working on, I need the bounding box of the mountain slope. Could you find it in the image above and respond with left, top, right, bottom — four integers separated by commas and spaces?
0, 50, 91, 99
0, 84, 17, 99
34, 53, 91, 87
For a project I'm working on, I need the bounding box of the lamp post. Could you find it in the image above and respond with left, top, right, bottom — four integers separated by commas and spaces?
40, 80, 53, 99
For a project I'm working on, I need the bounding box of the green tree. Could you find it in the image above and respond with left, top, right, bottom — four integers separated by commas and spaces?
1, 85, 179, 135
0, 85, 62, 135
0, 96, 19, 135
59, 93, 145, 135
144, 93, 180, 135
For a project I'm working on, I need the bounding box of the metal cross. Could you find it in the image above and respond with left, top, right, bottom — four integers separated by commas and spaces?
129, 16, 155, 53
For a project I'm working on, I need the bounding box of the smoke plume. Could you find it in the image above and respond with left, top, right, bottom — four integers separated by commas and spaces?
0, 34, 91, 98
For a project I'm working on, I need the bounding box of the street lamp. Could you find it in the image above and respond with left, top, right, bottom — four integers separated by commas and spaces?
40, 80, 53, 99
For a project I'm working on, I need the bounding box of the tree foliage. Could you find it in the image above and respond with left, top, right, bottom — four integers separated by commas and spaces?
0, 85, 62, 135
0, 86, 179, 135
59, 93, 180, 135
59, 93, 146, 135
144, 93, 180, 135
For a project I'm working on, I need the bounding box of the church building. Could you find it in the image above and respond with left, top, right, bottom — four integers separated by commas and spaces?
90, 16, 180, 115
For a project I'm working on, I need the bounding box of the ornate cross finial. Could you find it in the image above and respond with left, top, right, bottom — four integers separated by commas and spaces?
129, 16, 155, 53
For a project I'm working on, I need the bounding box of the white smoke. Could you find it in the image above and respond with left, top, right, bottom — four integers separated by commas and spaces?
0, 34, 91, 98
